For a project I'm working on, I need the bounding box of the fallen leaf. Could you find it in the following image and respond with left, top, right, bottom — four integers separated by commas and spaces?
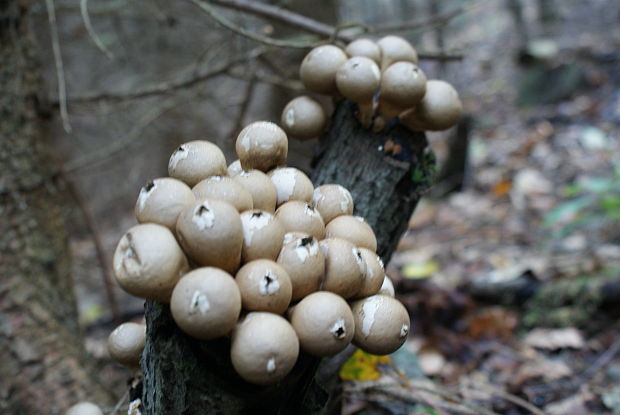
401, 261, 439, 279
340, 349, 392, 381
524, 327, 584, 350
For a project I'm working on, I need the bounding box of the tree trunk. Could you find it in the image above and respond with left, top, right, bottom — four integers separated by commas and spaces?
141, 100, 434, 414
0, 2, 112, 413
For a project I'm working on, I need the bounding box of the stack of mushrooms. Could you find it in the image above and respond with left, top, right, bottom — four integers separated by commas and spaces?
109, 119, 410, 386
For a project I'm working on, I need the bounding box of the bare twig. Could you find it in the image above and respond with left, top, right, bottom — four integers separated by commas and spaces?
373, 4, 468, 34
227, 69, 304, 92
80, 0, 115, 60
227, 75, 257, 140
109, 390, 128, 414
45, 0, 72, 133
465, 383, 548, 415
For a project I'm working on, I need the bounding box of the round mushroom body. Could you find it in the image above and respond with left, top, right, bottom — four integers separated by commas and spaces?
289, 292, 355, 356
228, 159, 243, 176
355, 248, 386, 298
299, 45, 348, 95
275, 201, 325, 240
378, 61, 427, 120
113, 223, 189, 302
319, 238, 366, 299
312, 184, 354, 224
277, 233, 324, 301
168, 140, 227, 187
235, 259, 292, 314
134, 177, 195, 231
268, 167, 314, 207
231, 312, 299, 385
400, 80, 462, 131
240, 210, 285, 262
336, 56, 381, 127
345, 38, 381, 64
325, 215, 377, 252
379, 276, 395, 297
236, 121, 288, 172
280, 96, 326, 140
192, 176, 253, 212
176, 199, 243, 273
377, 35, 418, 71
350, 295, 410, 355
66, 402, 103, 415
107, 322, 146, 368
233, 170, 277, 213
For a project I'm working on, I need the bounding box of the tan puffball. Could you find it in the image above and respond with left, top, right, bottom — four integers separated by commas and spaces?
355, 248, 386, 298
236, 121, 288, 172
379, 276, 396, 297
176, 199, 243, 273
336, 56, 381, 127
135, 177, 195, 231
350, 295, 410, 355
66, 402, 103, 415
277, 233, 324, 301
319, 238, 366, 299
192, 175, 253, 212
275, 201, 325, 240
377, 35, 418, 71
240, 210, 285, 263
231, 312, 299, 385
289, 292, 355, 356
233, 170, 277, 213
400, 80, 463, 131
107, 322, 146, 368
312, 184, 354, 224
378, 61, 427, 120
228, 159, 243, 176
113, 223, 189, 302
299, 45, 348, 95
281, 96, 326, 140
325, 215, 377, 252
168, 140, 227, 187
235, 259, 292, 314
268, 167, 314, 207
345, 38, 381, 64
170, 267, 241, 340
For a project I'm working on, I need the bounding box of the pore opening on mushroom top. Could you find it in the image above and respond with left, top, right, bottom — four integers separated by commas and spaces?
251, 211, 263, 218
144, 180, 155, 192
197, 205, 210, 215
300, 236, 314, 247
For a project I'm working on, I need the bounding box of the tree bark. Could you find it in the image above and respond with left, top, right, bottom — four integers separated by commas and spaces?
0, 2, 113, 413
142, 100, 434, 414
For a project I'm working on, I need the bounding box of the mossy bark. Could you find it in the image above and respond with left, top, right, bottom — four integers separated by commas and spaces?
142, 100, 434, 414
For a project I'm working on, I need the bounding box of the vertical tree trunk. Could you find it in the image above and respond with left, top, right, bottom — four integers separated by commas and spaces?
0, 2, 112, 413
142, 100, 434, 414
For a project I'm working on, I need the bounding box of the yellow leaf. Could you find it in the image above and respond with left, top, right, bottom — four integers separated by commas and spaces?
401, 260, 439, 279
339, 349, 392, 381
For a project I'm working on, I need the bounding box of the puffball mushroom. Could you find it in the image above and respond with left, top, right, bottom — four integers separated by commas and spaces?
176, 199, 243, 273
235, 259, 292, 314
325, 215, 377, 252
168, 140, 227, 187
275, 201, 325, 240
233, 170, 277, 213
280, 96, 326, 140
377, 35, 418, 71
268, 167, 314, 207
400, 80, 463, 131
299, 44, 348, 95
289, 292, 355, 356
240, 210, 285, 262
319, 238, 366, 299
379, 276, 396, 297
336, 56, 381, 127
192, 175, 253, 212
113, 223, 189, 302
236, 121, 288, 172
277, 233, 325, 301
170, 267, 241, 340
312, 184, 354, 224
107, 322, 146, 368
66, 402, 103, 415
231, 312, 299, 385
135, 177, 195, 231
355, 248, 386, 298
345, 38, 381, 64
378, 61, 427, 120
350, 294, 411, 355
228, 159, 243, 176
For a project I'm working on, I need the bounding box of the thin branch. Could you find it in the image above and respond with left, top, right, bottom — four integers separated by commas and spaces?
466, 384, 548, 415
227, 68, 304, 92
227, 75, 257, 140
80, 0, 115, 60
373, 4, 468, 34
45, 0, 72, 133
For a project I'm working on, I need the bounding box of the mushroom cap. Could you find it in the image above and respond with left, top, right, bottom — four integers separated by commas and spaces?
289, 292, 355, 356
135, 177, 195, 231
192, 175, 253, 212
228, 159, 243, 176
355, 248, 386, 298
233, 170, 277, 213
325, 215, 377, 252
299, 45, 348, 95
275, 201, 325, 240
379, 276, 395, 297
170, 267, 241, 340
350, 295, 410, 355
235, 259, 292, 314
380, 61, 427, 109
345, 38, 381, 64
377, 35, 418, 70
240, 210, 285, 263
176, 199, 243, 273
168, 140, 227, 187
336, 56, 381, 103
236, 121, 288, 172
268, 167, 314, 207
107, 322, 146, 368
113, 223, 188, 302
277, 233, 324, 301
312, 184, 354, 224
319, 238, 366, 299
280, 96, 326, 140
400, 80, 462, 131
231, 312, 299, 385
66, 402, 103, 415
